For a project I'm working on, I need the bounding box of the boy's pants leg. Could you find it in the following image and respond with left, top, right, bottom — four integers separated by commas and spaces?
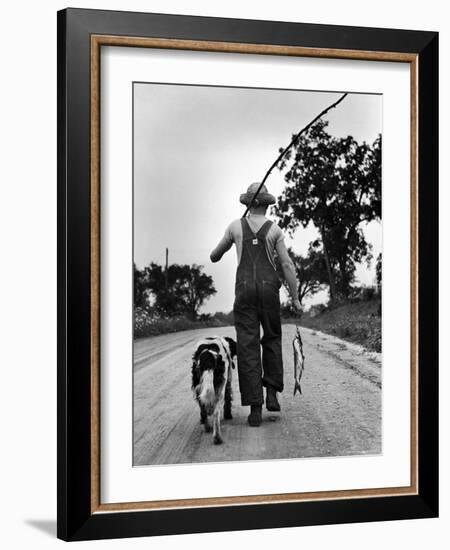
234, 301, 283, 406
234, 303, 264, 406
260, 307, 283, 392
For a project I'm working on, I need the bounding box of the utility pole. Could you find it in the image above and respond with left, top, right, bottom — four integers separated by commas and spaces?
165, 247, 169, 289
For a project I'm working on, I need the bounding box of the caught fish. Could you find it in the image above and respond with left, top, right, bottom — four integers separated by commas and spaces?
293, 326, 305, 396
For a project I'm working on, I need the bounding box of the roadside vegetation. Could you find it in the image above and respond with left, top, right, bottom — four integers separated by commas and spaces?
282, 289, 381, 352
134, 307, 233, 338
134, 262, 230, 338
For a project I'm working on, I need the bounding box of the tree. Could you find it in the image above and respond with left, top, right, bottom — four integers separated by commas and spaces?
274, 119, 381, 300
142, 262, 216, 319
277, 243, 328, 306
183, 264, 217, 320
376, 253, 382, 293
134, 263, 148, 309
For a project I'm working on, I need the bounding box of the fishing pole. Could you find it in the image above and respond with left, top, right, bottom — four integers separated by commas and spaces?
242, 92, 348, 218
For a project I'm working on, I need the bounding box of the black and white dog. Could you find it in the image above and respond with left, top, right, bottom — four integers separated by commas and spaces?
191, 336, 237, 445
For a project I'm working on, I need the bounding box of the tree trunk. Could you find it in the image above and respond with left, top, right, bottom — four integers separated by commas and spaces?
320, 225, 337, 303
338, 257, 350, 298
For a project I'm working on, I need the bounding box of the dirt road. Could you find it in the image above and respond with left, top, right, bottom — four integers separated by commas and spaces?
133, 325, 381, 466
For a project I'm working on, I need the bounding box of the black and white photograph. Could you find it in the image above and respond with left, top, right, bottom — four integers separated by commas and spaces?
132, 83, 382, 466
0, 0, 444, 545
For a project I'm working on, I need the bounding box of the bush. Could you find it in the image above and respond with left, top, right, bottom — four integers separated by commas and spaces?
134, 307, 154, 336
348, 285, 378, 303
361, 286, 376, 301
280, 301, 302, 319
299, 298, 381, 352
134, 307, 234, 338
211, 311, 234, 325
308, 303, 327, 317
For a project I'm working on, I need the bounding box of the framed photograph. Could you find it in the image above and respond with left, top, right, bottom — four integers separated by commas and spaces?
57, 8, 438, 541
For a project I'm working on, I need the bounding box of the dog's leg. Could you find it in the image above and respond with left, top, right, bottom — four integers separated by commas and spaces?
224, 375, 233, 420
199, 403, 207, 425
213, 407, 223, 444
204, 413, 213, 433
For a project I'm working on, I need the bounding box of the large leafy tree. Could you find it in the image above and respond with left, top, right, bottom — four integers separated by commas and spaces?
376, 253, 382, 292
274, 119, 381, 300
182, 264, 217, 320
134, 263, 149, 309
294, 243, 329, 305
276, 243, 328, 306
138, 262, 216, 319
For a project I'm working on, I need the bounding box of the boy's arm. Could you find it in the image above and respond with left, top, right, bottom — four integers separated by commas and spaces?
210, 227, 233, 262
276, 239, 301, 311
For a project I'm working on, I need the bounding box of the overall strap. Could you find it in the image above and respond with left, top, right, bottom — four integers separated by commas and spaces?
256, 220, 273, 240
241, 218, 255, 240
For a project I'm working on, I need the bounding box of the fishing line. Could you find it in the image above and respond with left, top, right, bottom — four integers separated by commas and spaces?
242, 92, 348, 218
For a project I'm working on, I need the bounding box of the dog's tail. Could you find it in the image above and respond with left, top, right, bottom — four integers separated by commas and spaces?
198, 370, 215, 413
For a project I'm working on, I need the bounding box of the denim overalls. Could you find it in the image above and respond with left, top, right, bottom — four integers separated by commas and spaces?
233, 218, 283, 406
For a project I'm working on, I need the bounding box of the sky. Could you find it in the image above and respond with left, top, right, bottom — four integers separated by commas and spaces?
133, 83, 382, 313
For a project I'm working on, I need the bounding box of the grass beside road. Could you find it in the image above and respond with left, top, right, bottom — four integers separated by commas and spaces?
284, 299, 381, 353
135, 300, 382, 353
134, 308, 234, 338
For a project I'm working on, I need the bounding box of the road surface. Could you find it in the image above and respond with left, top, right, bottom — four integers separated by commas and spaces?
133, 325, 381, 466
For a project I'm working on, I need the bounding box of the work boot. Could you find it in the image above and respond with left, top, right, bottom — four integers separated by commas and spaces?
266, 387, 281, 412
247, 404, 262, 427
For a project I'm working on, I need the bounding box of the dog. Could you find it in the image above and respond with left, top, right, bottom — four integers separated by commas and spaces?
191, 336, 237, 444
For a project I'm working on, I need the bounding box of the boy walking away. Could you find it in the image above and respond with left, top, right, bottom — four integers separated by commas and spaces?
210, 183, 301, 427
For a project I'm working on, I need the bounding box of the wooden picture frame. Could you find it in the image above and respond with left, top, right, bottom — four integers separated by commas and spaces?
57, 7, 438, 541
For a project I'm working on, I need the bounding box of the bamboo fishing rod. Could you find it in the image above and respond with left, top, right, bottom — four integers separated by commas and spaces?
242, 92, 348, 218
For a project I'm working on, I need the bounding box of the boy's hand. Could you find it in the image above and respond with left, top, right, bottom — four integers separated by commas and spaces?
292, 298, 302, 312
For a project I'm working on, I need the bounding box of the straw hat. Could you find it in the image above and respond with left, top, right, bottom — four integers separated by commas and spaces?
239, 182, 276, 206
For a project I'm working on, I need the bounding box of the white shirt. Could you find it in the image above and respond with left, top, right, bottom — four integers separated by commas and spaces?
216, 214, 285, 268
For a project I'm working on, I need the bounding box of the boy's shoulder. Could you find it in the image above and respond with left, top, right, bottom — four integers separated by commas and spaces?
227, 217, 283, 235
268, 219, 283, 232
227, 218, 243, 232
267, 220, 284, 243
